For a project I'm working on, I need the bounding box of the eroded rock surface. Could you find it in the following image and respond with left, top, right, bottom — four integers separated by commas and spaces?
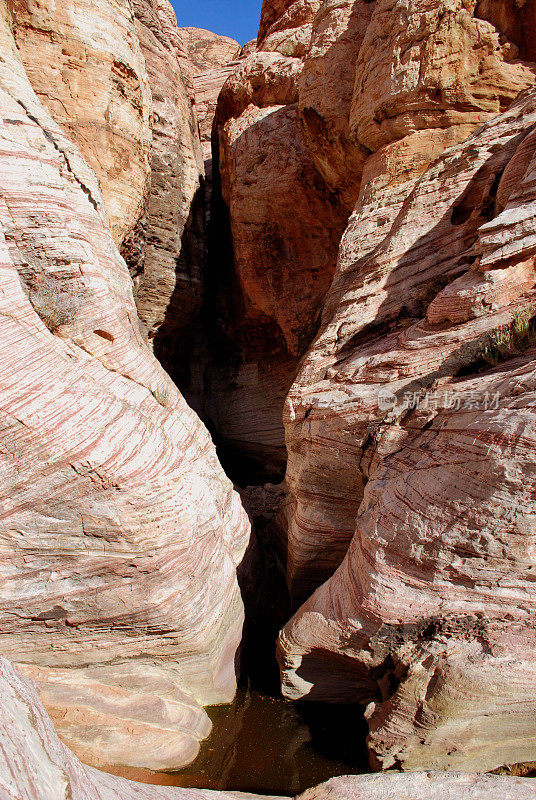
278, 0, 536, 600
279, 84, 536, 771
8, 0, 152, 245
11, 0, 211, 376
0, 658, 273, 800
298, 773, 536, 800
195, 4, 347, 479
197, 0, 535, 484
179, 27, 241, 75
130, 0, 205, 372
3, 657, 536, 800
0, 0, 249, 771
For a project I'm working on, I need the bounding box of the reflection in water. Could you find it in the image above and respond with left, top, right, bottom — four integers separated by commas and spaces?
105, 689, 369, 796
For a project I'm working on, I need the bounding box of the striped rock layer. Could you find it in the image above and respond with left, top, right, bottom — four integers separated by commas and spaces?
0, 0, 249, 772
2, 657, 536, 800
10, 0, 213, 375
198, 0, 535, 481
279, 81, 536, 770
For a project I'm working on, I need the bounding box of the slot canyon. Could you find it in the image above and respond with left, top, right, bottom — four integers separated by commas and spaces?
1, 0, 536, 797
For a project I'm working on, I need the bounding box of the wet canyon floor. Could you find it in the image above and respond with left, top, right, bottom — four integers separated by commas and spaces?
107, 688, 369, 796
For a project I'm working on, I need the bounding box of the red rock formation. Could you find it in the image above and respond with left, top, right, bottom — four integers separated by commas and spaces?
279, 84, 536, 771
298, 0, 372, 210
195, 7, 347, 479
10, 0, 212, 377
192, 64, 240, 163
0, 0, 249, 771
279, 0, 536, 601
257, 0, 320, 56
3, 657, 536, 800
8, 0, 152, 245
201, 0, 535, 483
179, 27, 241, 75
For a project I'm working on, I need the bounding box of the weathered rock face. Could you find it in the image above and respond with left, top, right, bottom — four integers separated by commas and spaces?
297, 0, 372, 210
279, 0, 536, 601
132, 22, 242, 378
11, 0, 210, 376
3, 657, 536, 800
279, 82, 536, 771
210, 101, 345, 476
200, 0, 536, 483
130, 0, 205, 374
192, 64, 240, 163
0, 0, 249, 771
257, 0, 320, 57
195, 8, 347, 480
181, 28, 241, 195
298, 773, 536, 800
349, 0, 535, 154
0, 659, 271, 800
8, 0, 152, 246
179, 27, 241, 75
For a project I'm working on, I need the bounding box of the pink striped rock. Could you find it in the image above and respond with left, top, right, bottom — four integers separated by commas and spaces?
0, 0, 249, 771
298, 774, 536, 800
0, 658, 272, 800
279, 85, 536, 771
3, 657, 535, 800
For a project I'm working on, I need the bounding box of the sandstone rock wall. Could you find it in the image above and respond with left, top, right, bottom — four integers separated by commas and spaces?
279, 70, 536, 775
3, 657, 536, 800
179, 27, 241, 76
8, 0, 152, 245
200, 0, 535, 483
278, 0, 536, 600
10, 0, 210, 377
0, 0, 249, 771
195, 3, 347, 480
130, 0, 205, 375
183, 0, 536, 775
3, 0, 536, 782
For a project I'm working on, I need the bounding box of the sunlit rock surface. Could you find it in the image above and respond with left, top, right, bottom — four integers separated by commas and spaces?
297, 0, 372, 210
9, 0, 152, 245
279, 85, 536, 771
179, 27, 240, 75
10, 0, 209, 375
298, 773, 536, 800
0, 0, 249, 770
3, 657, 536, 800
278, 0, 536, 600
200, 0, 535, 482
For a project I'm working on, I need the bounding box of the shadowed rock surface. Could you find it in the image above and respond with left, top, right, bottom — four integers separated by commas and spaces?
130, 0, 205, 371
